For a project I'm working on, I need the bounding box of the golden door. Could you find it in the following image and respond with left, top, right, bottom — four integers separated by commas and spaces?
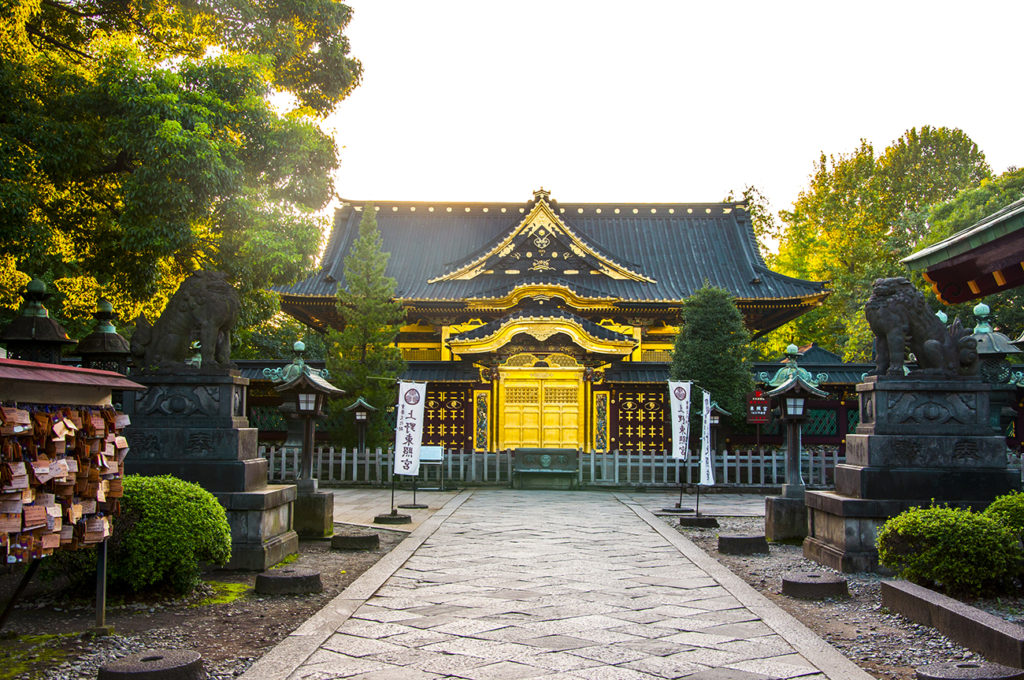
500, 370, 582, 449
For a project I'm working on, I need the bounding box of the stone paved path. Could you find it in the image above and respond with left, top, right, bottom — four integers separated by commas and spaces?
243, 491, 873, 680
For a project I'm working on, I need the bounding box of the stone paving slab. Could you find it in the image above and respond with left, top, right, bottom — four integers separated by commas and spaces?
242, 490, 872, 680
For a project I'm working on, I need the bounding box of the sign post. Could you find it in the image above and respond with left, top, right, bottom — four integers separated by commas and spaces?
664, 381, 694, 513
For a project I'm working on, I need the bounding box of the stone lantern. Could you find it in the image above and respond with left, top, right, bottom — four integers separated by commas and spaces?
264, 341, 343, 538
764, 344, 826, 542
77, 300, 131, 374
0, 279, 76, 364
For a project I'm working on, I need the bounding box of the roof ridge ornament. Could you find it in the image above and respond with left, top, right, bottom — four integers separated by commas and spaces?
428, 191, 656, 285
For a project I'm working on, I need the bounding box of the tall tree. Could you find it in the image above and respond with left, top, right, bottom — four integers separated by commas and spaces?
326, 206, 407, 448
0, 0, 362, 335
669, 286, 754, 427
772, 127, 990, 361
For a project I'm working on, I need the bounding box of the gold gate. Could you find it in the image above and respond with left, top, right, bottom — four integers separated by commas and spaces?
499, 354, 583, 450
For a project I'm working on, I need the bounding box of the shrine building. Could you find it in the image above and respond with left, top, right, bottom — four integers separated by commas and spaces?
276, 189, 828, 454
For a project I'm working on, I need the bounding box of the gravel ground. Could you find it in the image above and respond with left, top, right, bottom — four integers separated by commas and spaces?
0, 524, 407, 680
674, 515, 989, 680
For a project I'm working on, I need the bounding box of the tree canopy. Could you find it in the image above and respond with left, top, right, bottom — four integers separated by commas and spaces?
0, 0, 361, 337
326, 205, 406, 448
669, 286, 754, 427
770, 126, 991, 360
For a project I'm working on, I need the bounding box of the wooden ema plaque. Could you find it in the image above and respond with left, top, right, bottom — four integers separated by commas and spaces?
1, 405, 127, 562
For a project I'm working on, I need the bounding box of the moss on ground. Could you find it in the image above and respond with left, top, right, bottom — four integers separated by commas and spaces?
0, 633, 73, 679
193, 580, 251, 607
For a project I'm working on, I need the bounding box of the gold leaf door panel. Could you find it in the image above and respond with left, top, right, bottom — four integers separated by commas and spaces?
500, 370, 582, 450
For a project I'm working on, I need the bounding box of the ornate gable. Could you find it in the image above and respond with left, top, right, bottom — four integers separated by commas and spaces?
428, 189, 656, 284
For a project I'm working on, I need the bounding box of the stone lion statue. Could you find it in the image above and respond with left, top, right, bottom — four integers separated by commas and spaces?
131, 271, 240, 372
864, 276, 978, 378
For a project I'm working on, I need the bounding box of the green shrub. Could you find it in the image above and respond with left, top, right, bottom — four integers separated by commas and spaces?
877, 505, 1020, 598
109, 475, 231, 594
984, 491, 1024, 540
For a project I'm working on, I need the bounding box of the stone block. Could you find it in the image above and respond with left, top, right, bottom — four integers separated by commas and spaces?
127, 457, 268, 493
856, 378, 996, 437
845, 432, 1008, 468
718, 535, 768, 555
98, 649, 204, 680
916, 661, 1024, 679
765, 496, 807, 541
255, 567, 323, 595
294, 490, 334, 539
834, 464, 1019, 502
881, 580, 1024, 668
782, 572, 849, 599
228, 529, 299, 571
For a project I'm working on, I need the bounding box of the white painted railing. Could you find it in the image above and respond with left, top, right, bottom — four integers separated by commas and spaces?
260, 445, 846, 488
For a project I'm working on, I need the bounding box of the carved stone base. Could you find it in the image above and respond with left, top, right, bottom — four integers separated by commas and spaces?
803, 378, 1020, 573
124, 373, 298, 569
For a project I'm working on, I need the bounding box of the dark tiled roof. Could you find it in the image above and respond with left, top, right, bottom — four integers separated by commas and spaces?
603, 362, 670, 383
277, 198, 826, 304
450, 307, 632, 343
401, 361, 479, 382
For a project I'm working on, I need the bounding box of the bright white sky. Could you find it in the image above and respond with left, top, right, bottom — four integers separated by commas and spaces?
323, 1, 1023, 218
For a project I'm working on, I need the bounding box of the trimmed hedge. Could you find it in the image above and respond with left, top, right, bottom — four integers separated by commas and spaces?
112, 475, 231, 593
876, 504, 1019, 598
984, 491, 1024, 540
48, 475, 232, 595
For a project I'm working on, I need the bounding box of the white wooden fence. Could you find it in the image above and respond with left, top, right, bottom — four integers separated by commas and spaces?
260, 445, 847, 488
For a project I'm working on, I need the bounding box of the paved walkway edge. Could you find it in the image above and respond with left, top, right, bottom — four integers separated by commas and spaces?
620, 497, 877, 680
238, 490, 474, 680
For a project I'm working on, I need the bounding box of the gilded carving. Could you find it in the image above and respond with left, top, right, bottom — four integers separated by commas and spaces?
475, 393, 489, 451
594, 392, 609, 452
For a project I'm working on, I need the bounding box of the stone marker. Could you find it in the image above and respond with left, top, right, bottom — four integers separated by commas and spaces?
374, 511, 412, 524
331, 533, 380, 550
98, 649, 204, 680
679, 516, 719, 528
916, 661, 1024, 680
718, 534, 769, 555
254, 568, 323, 595
782, 572, 849, 599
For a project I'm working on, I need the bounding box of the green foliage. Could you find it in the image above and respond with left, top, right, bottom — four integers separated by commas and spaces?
876, 505, 1019, 598
193, 580, 252, 607
669, 285, 754, 427
0, 0, 361, 333
984, 491, 1024, 540
327, 205, 407, 448
773, 127, 990, 360
233, 313, 327, 360
112, 475, 232, 594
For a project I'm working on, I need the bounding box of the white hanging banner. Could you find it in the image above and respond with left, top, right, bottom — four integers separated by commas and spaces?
699, 389, 715, 486
393, 382, 426, 476
668, 381, 692, 460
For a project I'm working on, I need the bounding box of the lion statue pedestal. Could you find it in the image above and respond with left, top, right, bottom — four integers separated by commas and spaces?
124, 272, 298, 570
802, 278, 1019, 573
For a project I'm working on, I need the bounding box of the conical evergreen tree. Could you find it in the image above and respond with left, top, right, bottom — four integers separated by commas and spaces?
327, 205, 406, 447
669, 285, 754, 427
